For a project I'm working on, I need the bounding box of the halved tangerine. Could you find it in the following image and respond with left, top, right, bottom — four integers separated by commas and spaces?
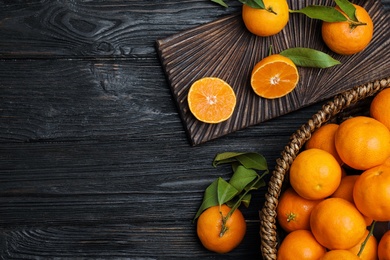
187, 77, 236, 124
251, 54, 299, 99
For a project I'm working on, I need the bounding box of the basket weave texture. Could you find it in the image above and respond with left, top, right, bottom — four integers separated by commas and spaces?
260, 77, 390, 260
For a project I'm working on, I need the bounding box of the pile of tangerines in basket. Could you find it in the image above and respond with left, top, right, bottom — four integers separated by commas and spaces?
276, 88, 390, 259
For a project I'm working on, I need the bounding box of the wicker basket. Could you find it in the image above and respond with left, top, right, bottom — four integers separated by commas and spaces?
260, 76, 390, 260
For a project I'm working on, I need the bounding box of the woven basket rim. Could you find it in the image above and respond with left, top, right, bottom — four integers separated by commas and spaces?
260, 76, 390, 260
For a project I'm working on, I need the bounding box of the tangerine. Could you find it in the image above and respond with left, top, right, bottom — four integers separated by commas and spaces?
320, 250, 361, 259
276, 187, 323, 232
347, 230, 378, 260
370, 88, 390, 130
310, 198, 367, 250
378, 230, 390, 260
331, 175, 373, 226
196, 204, 246, 254
242, 0, 289, 37
335, 116, 390, 170
289, 148, 342, 200
353, 164, 390, 222
250, 54, 299, 99
305, 123, 343, 165
187, 77, 236, 124
277, 229, 327, 260
322, 4, 374, 55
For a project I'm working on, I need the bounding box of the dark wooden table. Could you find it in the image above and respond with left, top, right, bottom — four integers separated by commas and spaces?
1, 1, 389, 259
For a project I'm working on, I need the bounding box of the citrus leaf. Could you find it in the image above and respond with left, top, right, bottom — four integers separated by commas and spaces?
240, 194, 252, 208
212, 152, 243, 167
217, 177, 239, 206
193, 179, 219, 221
245, 176, 266, 191
290, 5, 347, 22
280, 47, 341, 68
335, 0, 358, 22
211, 0, 228, 8
239, 0, 265, 9
236, 153, 268, 170
229, 165, 258, 193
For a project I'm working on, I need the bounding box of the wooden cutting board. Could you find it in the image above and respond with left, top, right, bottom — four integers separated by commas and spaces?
156, 0, 390, 146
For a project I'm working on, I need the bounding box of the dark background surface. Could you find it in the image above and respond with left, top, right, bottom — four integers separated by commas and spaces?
0, 1, 389, 259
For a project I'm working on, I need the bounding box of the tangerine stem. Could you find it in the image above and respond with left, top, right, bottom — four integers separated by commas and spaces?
357, 220, 376, 257
225, 171, 268, 220
266, 6, 277, 15
219, 207, 229, 237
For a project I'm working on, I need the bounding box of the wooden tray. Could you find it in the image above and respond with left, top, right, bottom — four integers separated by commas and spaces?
156, 0, 390, 146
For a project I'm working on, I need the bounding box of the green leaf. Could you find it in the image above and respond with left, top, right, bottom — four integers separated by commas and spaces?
239, 0, 265, 9
193, 179, 219, 221
212, 152, 243, 167
217, 177, 239, 206
236, 153, 268, 170
211, 0, 228, 8
290, 5, 347, 22
213, 152, 268, 170
280, 47, 341, 69
229, 165, 258, 193
335, 0, 358, 22
240, 194, 252, 208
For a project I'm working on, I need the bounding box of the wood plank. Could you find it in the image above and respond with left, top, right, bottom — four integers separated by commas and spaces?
0, 0, 241, 58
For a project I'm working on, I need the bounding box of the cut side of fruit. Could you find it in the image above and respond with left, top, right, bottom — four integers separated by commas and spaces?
251, 54, 299, 99
187, 77, 236, 124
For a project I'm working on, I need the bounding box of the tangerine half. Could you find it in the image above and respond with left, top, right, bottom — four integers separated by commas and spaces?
187, 77, 236, 124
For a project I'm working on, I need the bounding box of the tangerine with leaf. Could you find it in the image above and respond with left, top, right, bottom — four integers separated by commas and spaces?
242, 0, 289, 37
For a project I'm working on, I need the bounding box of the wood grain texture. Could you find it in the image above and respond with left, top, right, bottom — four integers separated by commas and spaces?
0, 0, 389, 259
157, 0, 390, 145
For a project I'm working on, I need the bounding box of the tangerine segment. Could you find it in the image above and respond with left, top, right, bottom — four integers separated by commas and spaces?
187, 77, 236, 124
251, 54, 299, 99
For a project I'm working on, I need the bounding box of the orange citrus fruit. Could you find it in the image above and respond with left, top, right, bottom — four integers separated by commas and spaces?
331, 175, 359, 203
320, 250, 361, 259
277, 229, 327, 260
289, 148, 342, 200
331, 175, 373, 226
353, 163, 390, 222
276, 187, 323, 232
305, 123, 343, 165
322, 4, 374, 55
378, 230, 390, 260
187, 77, 236, 124
242, 0, 289, 37
370, 88, 390, 130
196, 204, 246, 254
347, 230, 378, 260
335, 116, 390, 170
250, 54, 299, 99
310, 198, 367, 250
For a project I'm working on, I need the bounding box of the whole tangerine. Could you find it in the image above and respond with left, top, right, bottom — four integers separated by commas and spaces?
196, 204, 246, 254
322, 4, 373, 55
370, 88, 390, 130
335, 116, 390, 170
353, 163, 390, 222
242, 0, 289, 37
310, 198, 367, 250
276, 187, 323, 233
347, 230, 378, 260
277, 229, 327, 260
305, 123, 343, 165
289, 148, 342, 200
378, 230, 390, 260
